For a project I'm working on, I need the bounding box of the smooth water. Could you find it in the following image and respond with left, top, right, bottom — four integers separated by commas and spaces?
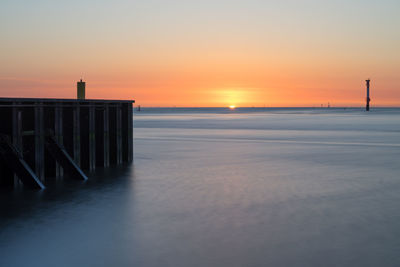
1, 108, 400, 267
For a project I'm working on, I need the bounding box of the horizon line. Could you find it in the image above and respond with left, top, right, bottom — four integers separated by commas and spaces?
134, 106, 400, 109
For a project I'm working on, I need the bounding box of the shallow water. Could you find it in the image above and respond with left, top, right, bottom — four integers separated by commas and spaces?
1, 108, 400, 267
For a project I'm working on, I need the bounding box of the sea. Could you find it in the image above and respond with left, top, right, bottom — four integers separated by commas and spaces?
1, 107, 400, 267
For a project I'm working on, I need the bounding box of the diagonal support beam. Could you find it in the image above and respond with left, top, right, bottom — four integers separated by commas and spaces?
45, 133, 88, 181
0, 134, 45, 190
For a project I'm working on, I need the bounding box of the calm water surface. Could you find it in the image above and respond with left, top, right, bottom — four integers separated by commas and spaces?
1, 108, 400, 267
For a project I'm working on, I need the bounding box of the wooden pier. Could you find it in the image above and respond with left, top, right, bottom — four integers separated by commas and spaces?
0, 98, 134, 190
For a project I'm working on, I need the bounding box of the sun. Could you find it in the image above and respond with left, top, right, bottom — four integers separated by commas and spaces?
229, 105, 236, 109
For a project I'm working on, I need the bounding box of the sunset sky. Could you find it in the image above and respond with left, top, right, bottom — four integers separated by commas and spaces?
1, 0, 399, 107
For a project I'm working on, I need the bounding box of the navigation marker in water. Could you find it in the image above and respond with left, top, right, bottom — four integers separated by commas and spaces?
366, 79, 371, 111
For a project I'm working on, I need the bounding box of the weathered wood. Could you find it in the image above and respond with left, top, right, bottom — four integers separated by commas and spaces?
127, 103, 133, 162
116, 105, 122, 164
89, 105, 96, 171
12, 103, 23, 187
35, 102, 45, 181
73, 103, 80, 167
55, 104, 64, 178
104, 104, 110, 167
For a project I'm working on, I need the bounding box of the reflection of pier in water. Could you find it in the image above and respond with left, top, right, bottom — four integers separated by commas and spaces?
0, 98, 134, 189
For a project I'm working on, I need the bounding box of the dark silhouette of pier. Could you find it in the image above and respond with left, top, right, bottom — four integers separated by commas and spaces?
0, 98, 134, 189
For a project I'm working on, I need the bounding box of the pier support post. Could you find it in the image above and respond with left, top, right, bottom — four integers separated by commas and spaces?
73, 103, 81, 167
104, 104, 110, 167
35, 102, 45, 182
0, 102, 14, 187
116, 105, 122, 165
128, 103, 133, 162
12, 103, 23, 187
55, 104, 64, 178
89, 105, 96, 171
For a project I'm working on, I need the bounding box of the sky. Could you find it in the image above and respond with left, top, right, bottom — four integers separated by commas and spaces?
0, 0, 399, 107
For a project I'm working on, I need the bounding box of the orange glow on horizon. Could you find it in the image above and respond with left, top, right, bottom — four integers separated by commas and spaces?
1, 51, 399, 107
1, 1, 399, 107
1, 31, 399, 107
1, 74, 399, 107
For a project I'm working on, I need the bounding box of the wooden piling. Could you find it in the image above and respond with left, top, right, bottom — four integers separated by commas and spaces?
34, 102, 45, 182
89, 105, 96, 171
73, 103, 80, 167
116, 104, 122, 165
55, 104, 64, 178
12, 103, 23, 186
128, 103, 133, 162
103, 104, 110, 167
